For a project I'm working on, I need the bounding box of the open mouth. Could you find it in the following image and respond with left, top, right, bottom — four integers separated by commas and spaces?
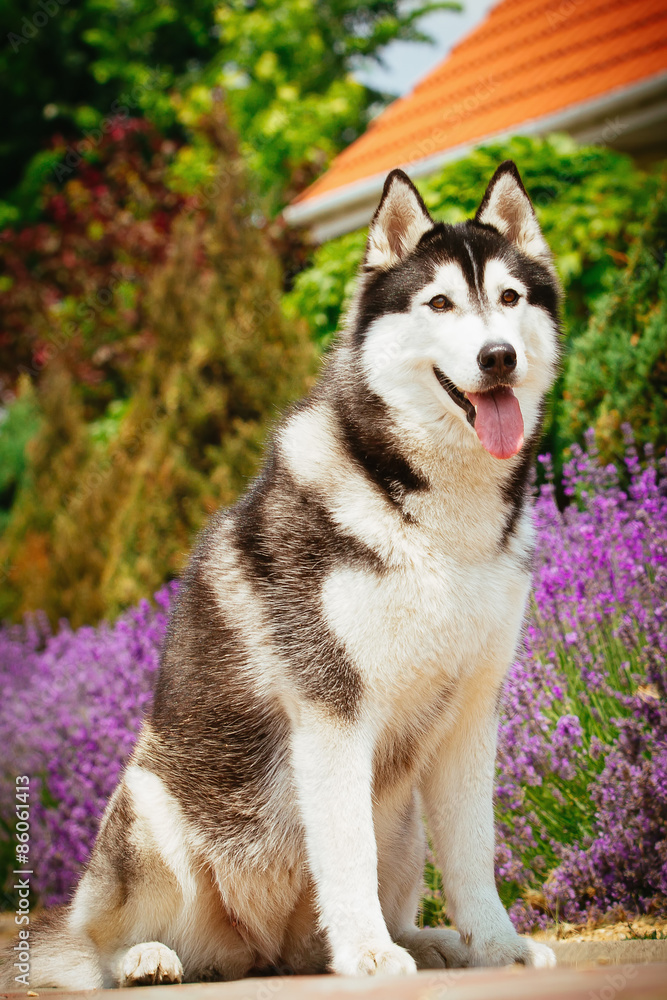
433, 367, 476, 428
433, 366, 524, 460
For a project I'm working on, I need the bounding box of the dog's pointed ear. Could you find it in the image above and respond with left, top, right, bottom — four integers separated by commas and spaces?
475, 161, 552, 266
365, 169, 433, 270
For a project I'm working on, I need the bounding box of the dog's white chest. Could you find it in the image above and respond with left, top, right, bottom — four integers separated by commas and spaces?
322, 542, 529, 695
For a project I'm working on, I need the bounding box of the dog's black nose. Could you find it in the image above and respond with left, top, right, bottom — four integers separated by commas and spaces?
477, 342, 517, 377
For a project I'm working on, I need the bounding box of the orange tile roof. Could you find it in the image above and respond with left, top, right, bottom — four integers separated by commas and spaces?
292, 0, 667, 206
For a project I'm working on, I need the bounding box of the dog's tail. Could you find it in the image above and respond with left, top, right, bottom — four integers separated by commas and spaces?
0, 906, 103, 990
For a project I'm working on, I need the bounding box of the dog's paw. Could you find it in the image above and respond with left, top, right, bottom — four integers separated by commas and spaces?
120, 941, 184, 986
465, 931, 556, 969
396, 927, 469, 969
515, 938, 556, 968
334, 939, 417, 976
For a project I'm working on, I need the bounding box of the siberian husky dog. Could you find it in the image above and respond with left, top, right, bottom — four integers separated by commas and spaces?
9, 161, 560, 989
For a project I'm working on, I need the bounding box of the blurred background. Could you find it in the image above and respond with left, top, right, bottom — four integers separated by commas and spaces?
1, 0, 667, 937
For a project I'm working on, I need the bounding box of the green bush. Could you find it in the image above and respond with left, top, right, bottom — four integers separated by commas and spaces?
0, 108, 316, 626
562, 180, 667, 463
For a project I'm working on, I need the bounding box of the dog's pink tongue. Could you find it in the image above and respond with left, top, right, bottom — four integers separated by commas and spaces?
467, 387, 524, 459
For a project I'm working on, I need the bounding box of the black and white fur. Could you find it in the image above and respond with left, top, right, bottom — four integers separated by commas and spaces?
4, 162, 560, 988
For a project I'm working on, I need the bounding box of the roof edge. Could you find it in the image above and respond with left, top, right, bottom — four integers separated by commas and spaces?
284, 68, 667, 239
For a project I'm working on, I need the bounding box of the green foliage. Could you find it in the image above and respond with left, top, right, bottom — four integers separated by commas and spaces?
88, 398, 131, 447
0, 0, 218, 204
562, 178, 667, 463
285, 135, 664, 465
210, 0, 461, 212
0, 383, 41, 534
420, 857, 448, 928
0, 107, 316, 625
1, 0, 459, 222
0, 120, 189, 415
282, 229, 366, 348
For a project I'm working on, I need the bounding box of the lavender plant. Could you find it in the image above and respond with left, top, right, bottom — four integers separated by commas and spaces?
496, 430, 667, 929
1, 433, 666, 927
0, 584, 176, 905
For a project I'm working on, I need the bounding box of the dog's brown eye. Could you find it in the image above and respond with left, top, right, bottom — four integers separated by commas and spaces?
429, 294, 452, 312
501, 288, 519, 305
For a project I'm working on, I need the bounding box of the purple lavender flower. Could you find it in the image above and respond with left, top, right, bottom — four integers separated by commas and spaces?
496, 428, 667, 928
0, 583, 177, 905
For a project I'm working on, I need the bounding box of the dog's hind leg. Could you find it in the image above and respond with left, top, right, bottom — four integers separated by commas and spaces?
61, 774, 188, 987
68, 765, 255, 986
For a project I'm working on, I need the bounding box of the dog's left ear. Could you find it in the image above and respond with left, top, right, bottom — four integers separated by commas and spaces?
365, 169, 433, 269
475, 161, 552, 266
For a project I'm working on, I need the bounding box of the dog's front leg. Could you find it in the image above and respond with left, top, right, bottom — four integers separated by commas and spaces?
290, 709, 416, 976
421, 671, 555, 968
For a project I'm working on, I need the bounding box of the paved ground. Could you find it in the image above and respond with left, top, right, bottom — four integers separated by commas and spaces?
2, 961, 667, 1000
2, 914, 666, 998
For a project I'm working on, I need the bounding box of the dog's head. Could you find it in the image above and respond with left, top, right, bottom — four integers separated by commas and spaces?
350, 162, 561, 460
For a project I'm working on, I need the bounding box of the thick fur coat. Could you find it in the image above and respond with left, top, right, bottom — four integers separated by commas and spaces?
4, 161, 561, 988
